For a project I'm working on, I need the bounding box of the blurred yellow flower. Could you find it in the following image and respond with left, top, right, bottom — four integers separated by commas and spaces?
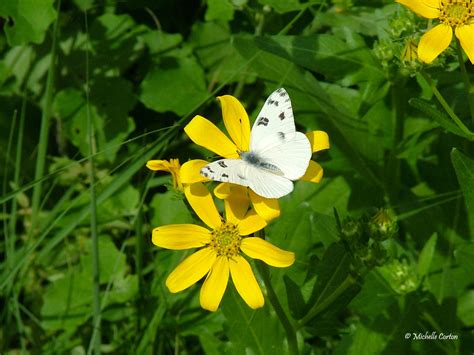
184, 94, 329, 221
146, 159, 183, 190
146, 158, 210, 190
396, 0, 474, 63
152, 183, 295, 311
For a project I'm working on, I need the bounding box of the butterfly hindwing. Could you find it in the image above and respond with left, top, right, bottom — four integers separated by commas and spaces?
250, 88, 296, 152
258, 131, 311, 180
245, 164, 294, 198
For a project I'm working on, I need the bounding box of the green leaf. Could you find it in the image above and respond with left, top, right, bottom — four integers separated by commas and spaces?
349, 269, 396, 319
451, 149, 474, 235
41, 235, 129, 332
205, 0, 234, 21
221, 287, 286, 354
409, 98, 472, 139
254, 33, 384, 86
150, 190, 193, 226
139, 56, 208, 116
457, 290, 474, 326
53, 78, 136, 162
257, 0, 303, 13
418, 233, 437, 278
0, 0, 56, 45
454, 243, 474, 275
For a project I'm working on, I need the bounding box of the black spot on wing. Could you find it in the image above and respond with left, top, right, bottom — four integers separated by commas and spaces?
218, 161, 228, 168
279, 112, 285, 120
222, 173, 229, 179
278, 132, 285, 141
266, 99, 279, 107
257, 117, 269, 126
237, 174, 246, 180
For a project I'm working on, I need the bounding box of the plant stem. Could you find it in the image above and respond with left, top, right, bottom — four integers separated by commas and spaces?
84, 9, 101, 355
256, 261, 298, 355
298, 274, 356, 328
420, 72, 473, 137
30, 0, 61, 233
455, 37, 474, 126
387, 76, 406, 204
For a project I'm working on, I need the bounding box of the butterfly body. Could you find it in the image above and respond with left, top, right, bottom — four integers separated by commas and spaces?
200, 88, 311, 199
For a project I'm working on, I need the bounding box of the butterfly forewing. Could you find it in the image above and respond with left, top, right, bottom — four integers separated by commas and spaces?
250, 88, 296, 152
201, 159, 250, 187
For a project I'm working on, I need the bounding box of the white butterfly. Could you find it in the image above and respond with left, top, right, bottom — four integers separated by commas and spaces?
200, 88, 311, 198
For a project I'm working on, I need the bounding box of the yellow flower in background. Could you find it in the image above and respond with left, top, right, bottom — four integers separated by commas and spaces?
146, 158, 211, 190
152, 183, 295, 311
184, 94, 329, 221
146, 159, 183, 190
396, 0, 474, 64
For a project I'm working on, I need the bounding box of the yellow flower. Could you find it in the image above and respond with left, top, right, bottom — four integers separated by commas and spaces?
152, 183, 295, 311
146, 159, 183, 190
146, 158, 211, 190
184, 94, 329, 221
396, 0, 474, 63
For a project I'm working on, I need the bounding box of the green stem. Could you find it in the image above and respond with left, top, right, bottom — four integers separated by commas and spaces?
420, 72, 473, 137
455, 37, 474, 126
298, 274, 356, 328
84, 9, 101, 355
256, 261, 298, 355
253, 230, 297, 354
30, 0, 61, 233
387, 76, 406, 203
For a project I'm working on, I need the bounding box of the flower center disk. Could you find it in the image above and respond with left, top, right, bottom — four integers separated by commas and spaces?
210, 222, 241, 257
440, 0, 472, 26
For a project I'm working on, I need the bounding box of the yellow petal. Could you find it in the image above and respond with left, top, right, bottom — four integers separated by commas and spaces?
214, 182, 231, 199
418, 24, 452, 64
224, 185, 250, 224
300, 160, 324, 183
152, 224, 211, 250
396, 0, 440, 19
180, 159, 209, 184
184, 183, 222, 229
240, 237, 295, 267
238, 210, 267, 236
306, 131, 330, 153
249, 190, 280, 221
184, 115, 239, 159
456, 25, 474, 64
200, 256, 229, 311
229, 256, 264, 309
218, 95, 251, 152
146, 160, 171, 171
166, 247, 216, 293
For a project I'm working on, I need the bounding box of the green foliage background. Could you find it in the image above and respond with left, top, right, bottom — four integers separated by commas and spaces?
1, 0, 473, 353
